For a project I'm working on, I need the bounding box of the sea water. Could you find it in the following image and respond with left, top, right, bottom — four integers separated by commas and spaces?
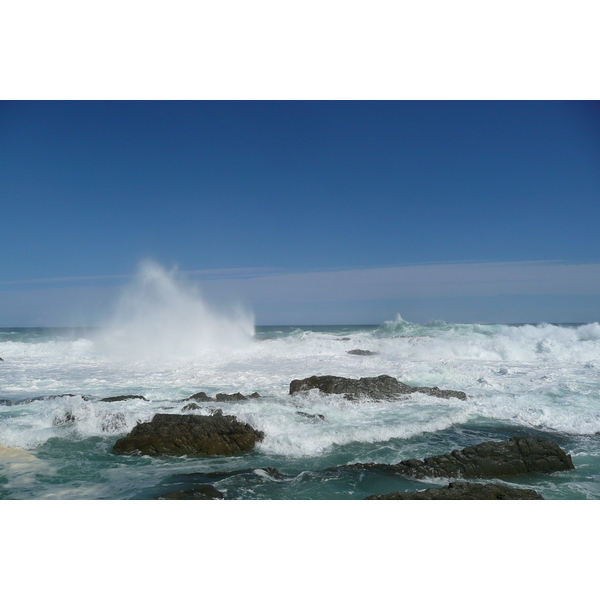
1, 267, 599, 499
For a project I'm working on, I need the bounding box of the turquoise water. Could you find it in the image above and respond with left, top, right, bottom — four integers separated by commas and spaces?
1, 319, 599, 499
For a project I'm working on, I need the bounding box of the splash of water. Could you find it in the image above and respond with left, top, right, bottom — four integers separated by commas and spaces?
95, 261, 255, 359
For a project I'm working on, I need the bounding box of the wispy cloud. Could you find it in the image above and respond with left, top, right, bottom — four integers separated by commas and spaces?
199, 260, 600, 303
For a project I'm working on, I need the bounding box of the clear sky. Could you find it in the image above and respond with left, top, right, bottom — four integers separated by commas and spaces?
1, 100, 599, 325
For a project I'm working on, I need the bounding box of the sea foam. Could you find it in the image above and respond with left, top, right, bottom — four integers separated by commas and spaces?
94, 261, 255, 360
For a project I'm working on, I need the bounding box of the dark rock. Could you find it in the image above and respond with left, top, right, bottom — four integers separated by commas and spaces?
215, 392, 247, 401
347, 349, 378, 356
182, 402, 200, 412
0, 357, 3, 361
289, 374, 466, 401
185, 392, 214, 402
258, 467, 286, 479
100, 395, 147, 403
339, 337, 351, 341
339, 436, 574, 479
248, 392, 261, 398
52, 411, 76, 426
101, 412, 127, 432
296, 411, 326, 420
112, 413, 264, 457
365, 481, 544, 500
156, 484, 224, 500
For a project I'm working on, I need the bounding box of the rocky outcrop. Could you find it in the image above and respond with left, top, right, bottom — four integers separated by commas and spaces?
365, 481, 544, 500
181, 402, 200, 412
112, 411, 264, 457
183, 391, 261, 402
100, 395, 147, 403
289, 374, 467, 401
347, 349, 378, 356
338, 436, 574, 479
156, 484, 225, 500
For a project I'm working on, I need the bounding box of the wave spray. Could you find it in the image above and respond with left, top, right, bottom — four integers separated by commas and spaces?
96, 261, 255, 359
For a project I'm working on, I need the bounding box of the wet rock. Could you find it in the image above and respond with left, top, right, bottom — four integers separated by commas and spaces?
296, 411, 326, 420
347, 349, 378, 356
365, 481, 544, 500
0, 357, 3, 361
289, 374, 466, 401
185, 392, 214, 402
100, 395, 147, 403
339, 436, 574, 479
156, 484, 225, 500
215, 392, 247, 401
52, 411, 76, 426
112, 413, 264, 457
248, 392, 261, 399
182, 402, 200, 412
101, 413, 127, 432
339, 337, 351, 341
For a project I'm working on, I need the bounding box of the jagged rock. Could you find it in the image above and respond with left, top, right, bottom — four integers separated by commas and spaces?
52, 411, 76, 426
101, 413, 127, 432
365, 481, 544, 500
156, 484, 225, 500
215, 392, 247, 401
112, 413, 264, 457
347, 349, 378, 356
338, 436, 574, 479
182, 402, 200, 412
185, 392, 214, 402
289, 374, 466, 401
296, 411, 326, 421
183, 391, 259, 402
100, 395, 147, 403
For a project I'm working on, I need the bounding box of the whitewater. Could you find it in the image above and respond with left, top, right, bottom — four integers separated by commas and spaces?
1, 265, 599, 499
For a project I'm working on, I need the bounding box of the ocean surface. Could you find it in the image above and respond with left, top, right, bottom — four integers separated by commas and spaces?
2, 314, 599, 500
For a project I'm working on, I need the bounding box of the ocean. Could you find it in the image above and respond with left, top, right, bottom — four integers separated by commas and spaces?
1, 315, 599, 500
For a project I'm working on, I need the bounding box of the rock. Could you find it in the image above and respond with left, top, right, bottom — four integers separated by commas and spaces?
185, 392, 214, 402
339, 337, 351, 341
248, 392, 261, 398
215, 392, 247, 401
182, 402, 200, 412
0, 357, 4, 361
296, 411, 326, 420
365, 481, 544, 500
101, 413, 127, 433
339, 436, 574, 479
347, 349, 378, 356
112, 413, 264, 457
156, 484, 225, 500
52, 411, 76, 426
289, 374, 466, 401
100, 395, 147, 403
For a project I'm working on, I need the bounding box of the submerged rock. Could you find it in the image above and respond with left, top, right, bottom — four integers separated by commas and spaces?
52, 411, 77, 426
365, 481, 544, 500
289, 374, 467, 401
100, 395, 147, 403
112, 413, 264, 457
296, 411, 326, 421
338, 436, 574, 479
347, 349, 378, 356
156, 484, 225, 500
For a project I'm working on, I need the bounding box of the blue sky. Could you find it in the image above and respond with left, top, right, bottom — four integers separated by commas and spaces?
1, 101, 599, 325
